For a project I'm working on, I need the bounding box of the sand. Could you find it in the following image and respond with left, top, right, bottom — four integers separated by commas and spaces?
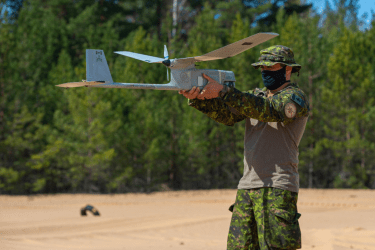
1, 189, 375, 250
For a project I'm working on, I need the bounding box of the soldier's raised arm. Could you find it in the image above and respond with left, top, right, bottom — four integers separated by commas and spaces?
220, 83, 310, 126
179, 84, 247, 126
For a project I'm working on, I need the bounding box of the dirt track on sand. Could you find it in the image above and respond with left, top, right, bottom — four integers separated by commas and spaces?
1, 189, 375, 250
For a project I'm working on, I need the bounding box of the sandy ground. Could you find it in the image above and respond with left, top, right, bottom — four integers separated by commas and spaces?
1, 189, 375, 250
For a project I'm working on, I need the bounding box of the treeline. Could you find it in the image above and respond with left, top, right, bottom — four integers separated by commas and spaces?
0, 0, 374, 194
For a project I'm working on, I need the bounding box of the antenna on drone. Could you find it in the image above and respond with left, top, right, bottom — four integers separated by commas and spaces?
164, 45, 169, 81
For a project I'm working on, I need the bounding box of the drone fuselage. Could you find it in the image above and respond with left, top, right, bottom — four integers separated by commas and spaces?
169, 64, 236, 91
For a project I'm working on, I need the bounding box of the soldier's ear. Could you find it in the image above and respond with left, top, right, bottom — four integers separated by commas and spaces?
285, 66, 293, 80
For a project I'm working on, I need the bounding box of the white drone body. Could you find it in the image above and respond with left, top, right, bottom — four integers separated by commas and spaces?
57, 32, 279, 90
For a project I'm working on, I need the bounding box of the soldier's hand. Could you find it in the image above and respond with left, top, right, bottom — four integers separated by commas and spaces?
178, 74, 224, 100
178, 86, 201, 99
197, 74, 224, 100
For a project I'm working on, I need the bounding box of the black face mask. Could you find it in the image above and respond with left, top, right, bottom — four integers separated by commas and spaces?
261, 67, 290, 90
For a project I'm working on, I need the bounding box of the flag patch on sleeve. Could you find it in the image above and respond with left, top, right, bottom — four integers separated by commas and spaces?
291, 93, 304, 107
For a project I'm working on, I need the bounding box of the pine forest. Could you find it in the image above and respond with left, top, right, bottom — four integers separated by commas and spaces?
1, 0, 375, 194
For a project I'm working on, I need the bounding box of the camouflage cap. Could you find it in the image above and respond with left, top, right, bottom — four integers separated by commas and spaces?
251, 45, 301, 73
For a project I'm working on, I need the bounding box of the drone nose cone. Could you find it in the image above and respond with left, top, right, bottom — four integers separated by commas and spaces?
162, 59, 171, 67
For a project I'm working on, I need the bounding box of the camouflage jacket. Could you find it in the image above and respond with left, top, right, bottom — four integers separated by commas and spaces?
188, 82, 310, 126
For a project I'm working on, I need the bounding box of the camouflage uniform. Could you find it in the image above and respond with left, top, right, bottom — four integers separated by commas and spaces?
227, 188, 301, 249
188, 82, 309, 127
188, 46, 309, 249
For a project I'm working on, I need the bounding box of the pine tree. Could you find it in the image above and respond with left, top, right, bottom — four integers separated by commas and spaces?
277, 9, 339, 188
324, 25, 375, 188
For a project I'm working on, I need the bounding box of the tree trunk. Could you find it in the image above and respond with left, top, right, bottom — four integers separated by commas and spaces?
169, 111, 180, 189
172, 0, 178, 38
86, 88, 93, 193
0, 61, 3, 164
216, 133, 220, 188
346, 131, 350, 167
156, 0, 162, 41
361, 106, 365, 169
308, 71, 314, 188
146, 167, 151, 192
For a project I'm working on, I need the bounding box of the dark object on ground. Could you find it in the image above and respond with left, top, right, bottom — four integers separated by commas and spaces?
229, 203, 235, 213
80, 204, 100, 216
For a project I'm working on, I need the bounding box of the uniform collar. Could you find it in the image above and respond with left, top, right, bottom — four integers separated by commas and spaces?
264, 82, 299, 96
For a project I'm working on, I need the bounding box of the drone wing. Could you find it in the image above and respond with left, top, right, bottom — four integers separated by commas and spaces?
176, 32, 279, 64
114, 51, 164, 63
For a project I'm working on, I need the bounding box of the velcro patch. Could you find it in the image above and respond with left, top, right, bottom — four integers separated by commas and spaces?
291, 93, 304, 107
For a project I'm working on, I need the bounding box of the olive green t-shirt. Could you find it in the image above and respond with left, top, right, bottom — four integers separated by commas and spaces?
237, 116, 308, 193
188, 82, 310, 193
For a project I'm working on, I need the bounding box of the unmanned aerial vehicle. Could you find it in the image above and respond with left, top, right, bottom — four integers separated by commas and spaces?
57, 32, 279, 90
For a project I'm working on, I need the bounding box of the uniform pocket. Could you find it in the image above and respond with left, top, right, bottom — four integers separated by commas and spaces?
272, 208, 301, 223
265, 189, 301, 249
266, 208, 301, 249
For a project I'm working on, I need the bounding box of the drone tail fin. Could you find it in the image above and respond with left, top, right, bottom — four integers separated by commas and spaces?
86, 49, 113, 83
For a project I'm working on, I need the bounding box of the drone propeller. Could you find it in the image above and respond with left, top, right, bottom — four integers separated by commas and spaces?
114, 32, 279, 79
164, 45, 169, 81
115, 46, 171, 81
114, 51, 164, 63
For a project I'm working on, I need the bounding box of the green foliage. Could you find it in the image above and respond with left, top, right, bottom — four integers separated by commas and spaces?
276, 8, 341, 188
0, 167, 20, 192
0, 0, 374, 194
323, 25, 375, 189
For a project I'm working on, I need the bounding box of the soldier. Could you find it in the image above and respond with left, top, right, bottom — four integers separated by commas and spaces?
179, 45, 310, 250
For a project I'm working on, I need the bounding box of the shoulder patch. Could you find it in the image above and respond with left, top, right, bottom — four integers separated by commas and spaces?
291, 93, 304, 107
285, 102, 297, 118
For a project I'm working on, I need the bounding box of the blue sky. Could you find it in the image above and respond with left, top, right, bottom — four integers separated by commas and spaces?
306, 0, 374, 17
214, 0, 375, 30
306, 0, 375, 28
2, 1, 374, 30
